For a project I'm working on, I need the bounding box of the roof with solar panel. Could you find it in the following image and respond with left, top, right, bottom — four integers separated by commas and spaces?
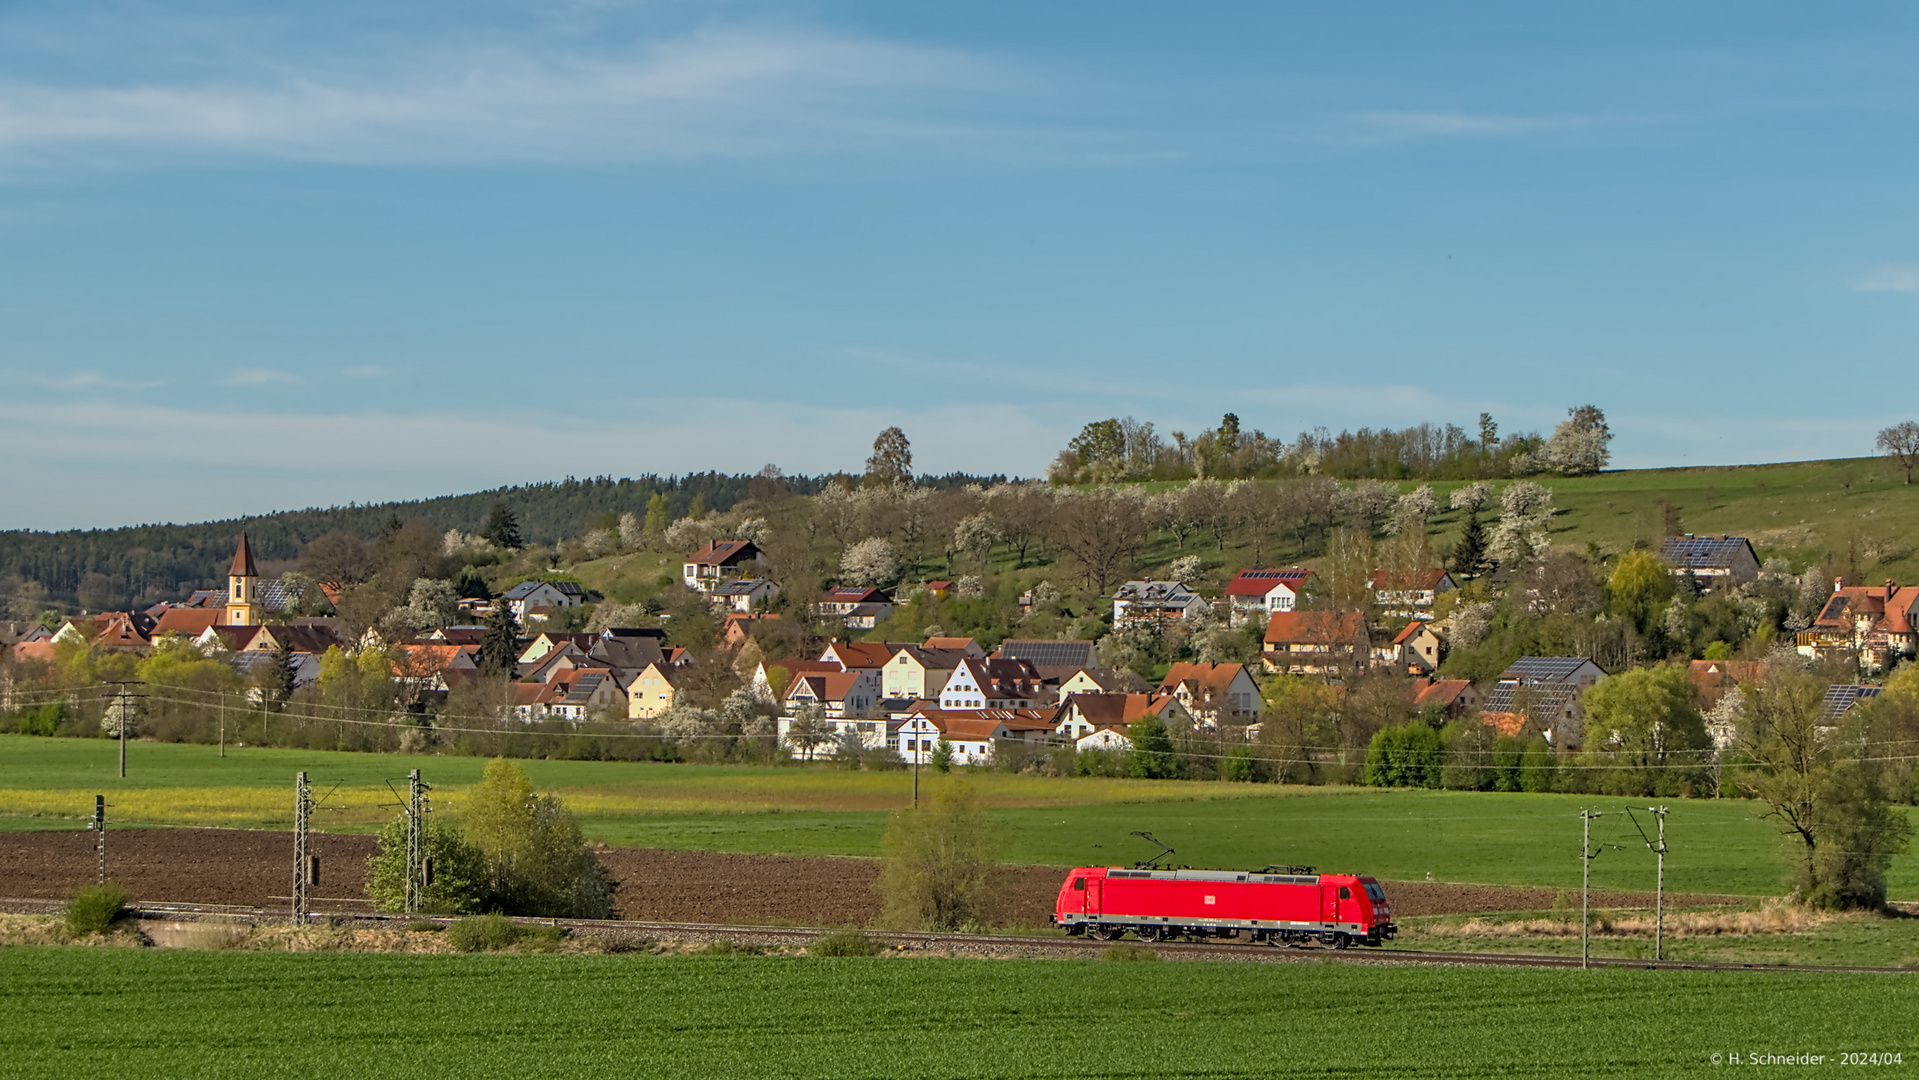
994, 639, 1097, 670
1657, 535, 1758, 571
1818, 684, 1882, 723
1225, 568, 1313, 597
1498, 656, 1604, 684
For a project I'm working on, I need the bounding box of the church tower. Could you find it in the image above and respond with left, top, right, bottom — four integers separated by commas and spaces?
225, 533, 260, 627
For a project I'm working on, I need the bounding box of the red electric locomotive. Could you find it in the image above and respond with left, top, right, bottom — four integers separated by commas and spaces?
1052, 864, 1395, 948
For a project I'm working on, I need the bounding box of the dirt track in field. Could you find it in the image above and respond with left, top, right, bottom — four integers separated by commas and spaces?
0, 828, 1745, 924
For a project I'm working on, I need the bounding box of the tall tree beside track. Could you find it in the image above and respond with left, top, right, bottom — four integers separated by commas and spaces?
877, 784, 994, 930
1739, 671, 1913, 909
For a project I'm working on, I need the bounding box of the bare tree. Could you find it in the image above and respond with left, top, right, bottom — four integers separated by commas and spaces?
1048, 488, 1149, 594
985, 484, 1053, 568
1876, 421, 1919, 484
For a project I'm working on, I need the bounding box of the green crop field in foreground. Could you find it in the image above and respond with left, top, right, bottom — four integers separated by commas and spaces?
1, 948, 1914, 1079
3, 734, 1915, 898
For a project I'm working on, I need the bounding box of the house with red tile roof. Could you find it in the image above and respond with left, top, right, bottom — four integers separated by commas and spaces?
1413, 678, 1480, 717
1796, 579, 1919, 673
1225, 568, 1314, 624
1381, 621, 1443, 676
1365, 568, 1457, 618
785, 668, 882, 719
1156, 662, 1260, 722
1053, 693, 1191, 743
1261, 611, 1370, 677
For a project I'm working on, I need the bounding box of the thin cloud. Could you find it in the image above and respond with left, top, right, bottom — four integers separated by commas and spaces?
1333, 110, 1634, 144
339, 365, 385, 379
221, 368, 303, 386
0, 368, 164, 392
0, 26, 1064, 167
1852, 264, 1919, 294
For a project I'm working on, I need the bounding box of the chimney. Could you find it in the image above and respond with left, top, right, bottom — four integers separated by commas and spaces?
1835, 577, 1845, 594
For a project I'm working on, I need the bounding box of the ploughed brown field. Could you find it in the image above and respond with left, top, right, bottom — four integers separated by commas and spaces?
0, 828, 1739, 926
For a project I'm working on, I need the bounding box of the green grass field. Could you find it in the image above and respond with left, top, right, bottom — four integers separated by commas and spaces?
0, 947, 1913, 1078
5, 735, 1914, 897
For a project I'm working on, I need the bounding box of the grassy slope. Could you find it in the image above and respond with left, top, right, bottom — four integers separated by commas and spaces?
5, 736, 1913, 898
561, 458, 1919, 609
1, 948, 1913, 1079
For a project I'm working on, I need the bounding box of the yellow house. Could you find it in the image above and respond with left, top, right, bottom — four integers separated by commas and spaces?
624, 661, 681, 719
1056, 668, 1124, 700
881, 645, 970, 702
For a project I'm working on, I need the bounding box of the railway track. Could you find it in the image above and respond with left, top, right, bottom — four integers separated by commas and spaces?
4, 896, 1907, 974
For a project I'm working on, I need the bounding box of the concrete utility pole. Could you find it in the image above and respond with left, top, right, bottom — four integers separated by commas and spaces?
1580, 809, 1602, 970
293, 772, 312, 923
110, 681, 141, 777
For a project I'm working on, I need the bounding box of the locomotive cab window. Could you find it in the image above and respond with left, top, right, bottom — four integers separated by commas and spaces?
1072, 878, 1086, 891
1338, 887, 1351, 899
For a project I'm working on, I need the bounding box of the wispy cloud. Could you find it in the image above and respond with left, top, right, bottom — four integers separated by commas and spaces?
0, 25, 1069, 168
0, 368, 164, 392
339, 366, 385, 379
1333, 110, 1632, 144
221, 368, 302, 386
1852, 264, 1919, 294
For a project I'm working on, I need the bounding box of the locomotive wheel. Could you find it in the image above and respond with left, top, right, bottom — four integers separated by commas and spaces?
1330, 933, 1350, 950
1135, 926, 1165, 943
1092, 924, 1125, 941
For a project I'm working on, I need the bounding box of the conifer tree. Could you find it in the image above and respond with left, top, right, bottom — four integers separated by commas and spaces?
1451, 509, 1489, 578
481, 501, 522, 549
477, 603, 520, 677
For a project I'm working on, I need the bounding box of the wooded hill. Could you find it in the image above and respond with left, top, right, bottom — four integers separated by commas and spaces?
1, 454, 1908, 617
0, 471, 1006, 613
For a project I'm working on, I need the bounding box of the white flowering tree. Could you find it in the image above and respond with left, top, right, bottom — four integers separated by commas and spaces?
841, 537, 903, 588
953, 513, 1002, 565
1542, 405, 1612, 476
1489, 481, 1554, 565
1449, 481, 1494, 514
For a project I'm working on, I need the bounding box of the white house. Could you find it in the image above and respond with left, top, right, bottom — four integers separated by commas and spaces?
1076, 726, 1134, 753
683, 540, 761, 592
1110, 581, 1209, 628
1224, 569, 1314, 624
706, 578, 780, 613
501, 580, 587, 622
939, 657, 1044, 710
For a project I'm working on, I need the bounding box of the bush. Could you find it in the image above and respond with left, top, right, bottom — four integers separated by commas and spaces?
809, 930, 881, 957
65, 883, 129, 937
877, 785, 994, 930
1364, 721, 1443, 787
446, 913, 523, 952
1101, 943, 1159, 962
463, 759, 618, 918
8, 704, 64, 737
364, 815, 490, 915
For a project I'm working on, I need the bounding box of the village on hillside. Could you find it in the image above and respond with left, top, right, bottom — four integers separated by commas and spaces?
5, 503, 1905, 780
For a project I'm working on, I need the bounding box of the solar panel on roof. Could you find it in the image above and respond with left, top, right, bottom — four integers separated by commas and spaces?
1502, 657, 1593, 683
999, 640, 1096, 669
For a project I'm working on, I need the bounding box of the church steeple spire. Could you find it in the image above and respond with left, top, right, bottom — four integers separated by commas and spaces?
226, 532, 260, 626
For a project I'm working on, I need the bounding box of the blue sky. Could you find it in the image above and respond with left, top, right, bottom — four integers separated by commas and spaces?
4, 2, 1919, 529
